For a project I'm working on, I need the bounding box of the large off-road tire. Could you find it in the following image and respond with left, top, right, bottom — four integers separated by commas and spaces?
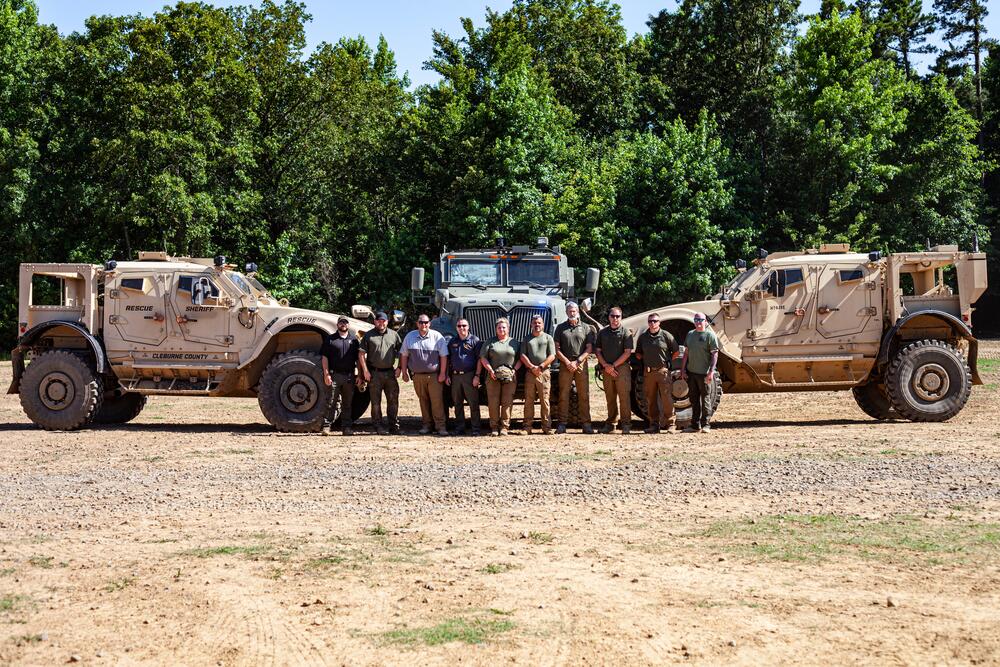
20, 350, 103, 431
552, 371, 581, 426
258, 350, 330, 432
631, 367, 722, 426
885, 339, 971, 422
852, 382, 896, 420
93, 391, 147, 425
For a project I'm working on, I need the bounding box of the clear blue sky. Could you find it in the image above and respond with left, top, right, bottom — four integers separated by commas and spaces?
35, 0, 996, 88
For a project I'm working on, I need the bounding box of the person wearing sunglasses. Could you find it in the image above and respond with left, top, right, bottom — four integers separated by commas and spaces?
595, 306, 634, 434
446, 318, 483, 436
400, 315, 450, 436
635, 313, 679, 434
681, 312, 719, 433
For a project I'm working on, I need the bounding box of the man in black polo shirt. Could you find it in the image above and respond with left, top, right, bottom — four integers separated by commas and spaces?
445, 318, 482, 435
321, 316, 361, 436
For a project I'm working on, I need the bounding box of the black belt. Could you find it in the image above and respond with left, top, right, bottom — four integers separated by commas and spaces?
412, 371, 438, 375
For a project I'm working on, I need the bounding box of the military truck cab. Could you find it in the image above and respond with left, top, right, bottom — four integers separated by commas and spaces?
11, 252, 373, 431
411, 238, 600, 343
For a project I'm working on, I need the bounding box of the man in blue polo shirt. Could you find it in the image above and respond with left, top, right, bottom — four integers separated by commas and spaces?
446, 318, 482, 435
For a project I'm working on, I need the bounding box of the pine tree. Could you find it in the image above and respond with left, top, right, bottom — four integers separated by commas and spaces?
933, 0, 990, 122
879, 0, 937, 77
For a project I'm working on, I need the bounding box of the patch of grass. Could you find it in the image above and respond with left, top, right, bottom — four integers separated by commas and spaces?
27, 555, 52, 569
263, 567, 284, 580
306, 549, 373, 571
978, 358, 1000, 372
224, 448, 254, 455
480, 562, 519, 575
0, 594, 28, 614
141, 456, 164, 463
145, 537, 177, 544
181, 544, 272, 559
11, 633, 44, 646
527, 531, 553, 544
105, 577, 133, 592
366, 524, 389, 536
488, 608, 514, 616
379, 616, 515, 647
702, 514, 1000, 565
0, 569, 15, 578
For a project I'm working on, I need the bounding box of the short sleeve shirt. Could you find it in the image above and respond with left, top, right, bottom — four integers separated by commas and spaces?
320, 332, 359, 374
636, 329, 678, 370
401, 328, 449, 373
684, 329, 720, 375
361, 328, 402, 369
481, 337, 519, 368
447, 334, 482, 373
521, 332, 556, 366
554, 320, 594, 359
596, 325, 634, 362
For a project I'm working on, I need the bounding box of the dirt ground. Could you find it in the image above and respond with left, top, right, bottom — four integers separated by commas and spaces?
1, 344, 999, 666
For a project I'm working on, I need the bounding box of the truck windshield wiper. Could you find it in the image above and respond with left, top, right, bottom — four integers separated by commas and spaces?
512, 281, 547, 290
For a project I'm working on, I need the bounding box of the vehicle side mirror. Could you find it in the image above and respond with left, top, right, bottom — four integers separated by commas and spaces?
434, 288, 450, 309
392, 310, 405, 327
245, 262, 258, 275
411, 267, 425, 291
191, 278, 210, 306
736, 259, 747, 272
580, 297, 593, 313
585, 268, 600, 293
351, 304, 374, 321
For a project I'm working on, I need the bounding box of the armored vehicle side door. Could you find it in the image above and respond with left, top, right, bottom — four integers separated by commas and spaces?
106, 272, 170, 354
814, 263, 881, 341
748, 265, 812, 344
170, 273, 232, 347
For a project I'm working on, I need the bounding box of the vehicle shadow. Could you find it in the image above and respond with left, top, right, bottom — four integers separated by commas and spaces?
707, 418, 875, 429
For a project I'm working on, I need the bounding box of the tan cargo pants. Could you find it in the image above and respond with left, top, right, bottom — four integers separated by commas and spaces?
643, 367, 675, 428
558, 358, 591, 426
602, 368, 632, 427
412, 372, 446, 431
485, 375, 516, 432
524, 369, 552, 432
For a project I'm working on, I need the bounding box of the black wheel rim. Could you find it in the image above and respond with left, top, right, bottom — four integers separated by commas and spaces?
39, 372, 76, 411
279, 373, 320, 413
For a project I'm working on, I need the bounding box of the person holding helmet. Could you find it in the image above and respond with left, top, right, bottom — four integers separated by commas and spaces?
480, 317, 522, 436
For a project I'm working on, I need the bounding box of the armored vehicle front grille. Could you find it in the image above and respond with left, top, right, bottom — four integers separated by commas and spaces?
464, 306, 552, 342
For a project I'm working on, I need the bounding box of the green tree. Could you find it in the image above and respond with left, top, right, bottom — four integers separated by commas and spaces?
933, 0, 990, 122
878, 0, 937, 76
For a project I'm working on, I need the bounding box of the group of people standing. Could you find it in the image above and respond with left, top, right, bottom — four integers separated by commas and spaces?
318, 304, 719, 437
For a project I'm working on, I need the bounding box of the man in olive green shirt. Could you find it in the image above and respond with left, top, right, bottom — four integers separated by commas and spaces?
520, 314, 556, 435
681, 312, 720, 433
595, 306, 634, 434
636, 312, 679, 433
358, 311, 403, 434
554, 302, 594, 434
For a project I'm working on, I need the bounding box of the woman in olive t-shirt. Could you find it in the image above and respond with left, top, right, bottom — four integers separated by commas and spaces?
479, 318, 522, 436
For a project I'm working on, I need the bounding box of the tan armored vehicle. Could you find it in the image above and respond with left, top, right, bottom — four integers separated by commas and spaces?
620, 244, 988, 422
9, 252, 379, 431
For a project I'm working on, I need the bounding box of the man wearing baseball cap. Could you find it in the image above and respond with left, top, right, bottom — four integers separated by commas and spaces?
359, 311, 403, 435
321, 316, 361, 435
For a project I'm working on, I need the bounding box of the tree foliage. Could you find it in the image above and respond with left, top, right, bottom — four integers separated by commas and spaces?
0, 0, 995, 349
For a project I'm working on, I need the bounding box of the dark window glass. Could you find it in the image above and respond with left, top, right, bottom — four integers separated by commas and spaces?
176, 275, 220, 297
120, 278, 145, 291
508, 260, 560, 286
763, 268, 804, 298
839, 269, 864, 282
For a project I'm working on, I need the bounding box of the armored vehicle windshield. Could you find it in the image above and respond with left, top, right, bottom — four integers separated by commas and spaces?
446, 256, 561, 289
